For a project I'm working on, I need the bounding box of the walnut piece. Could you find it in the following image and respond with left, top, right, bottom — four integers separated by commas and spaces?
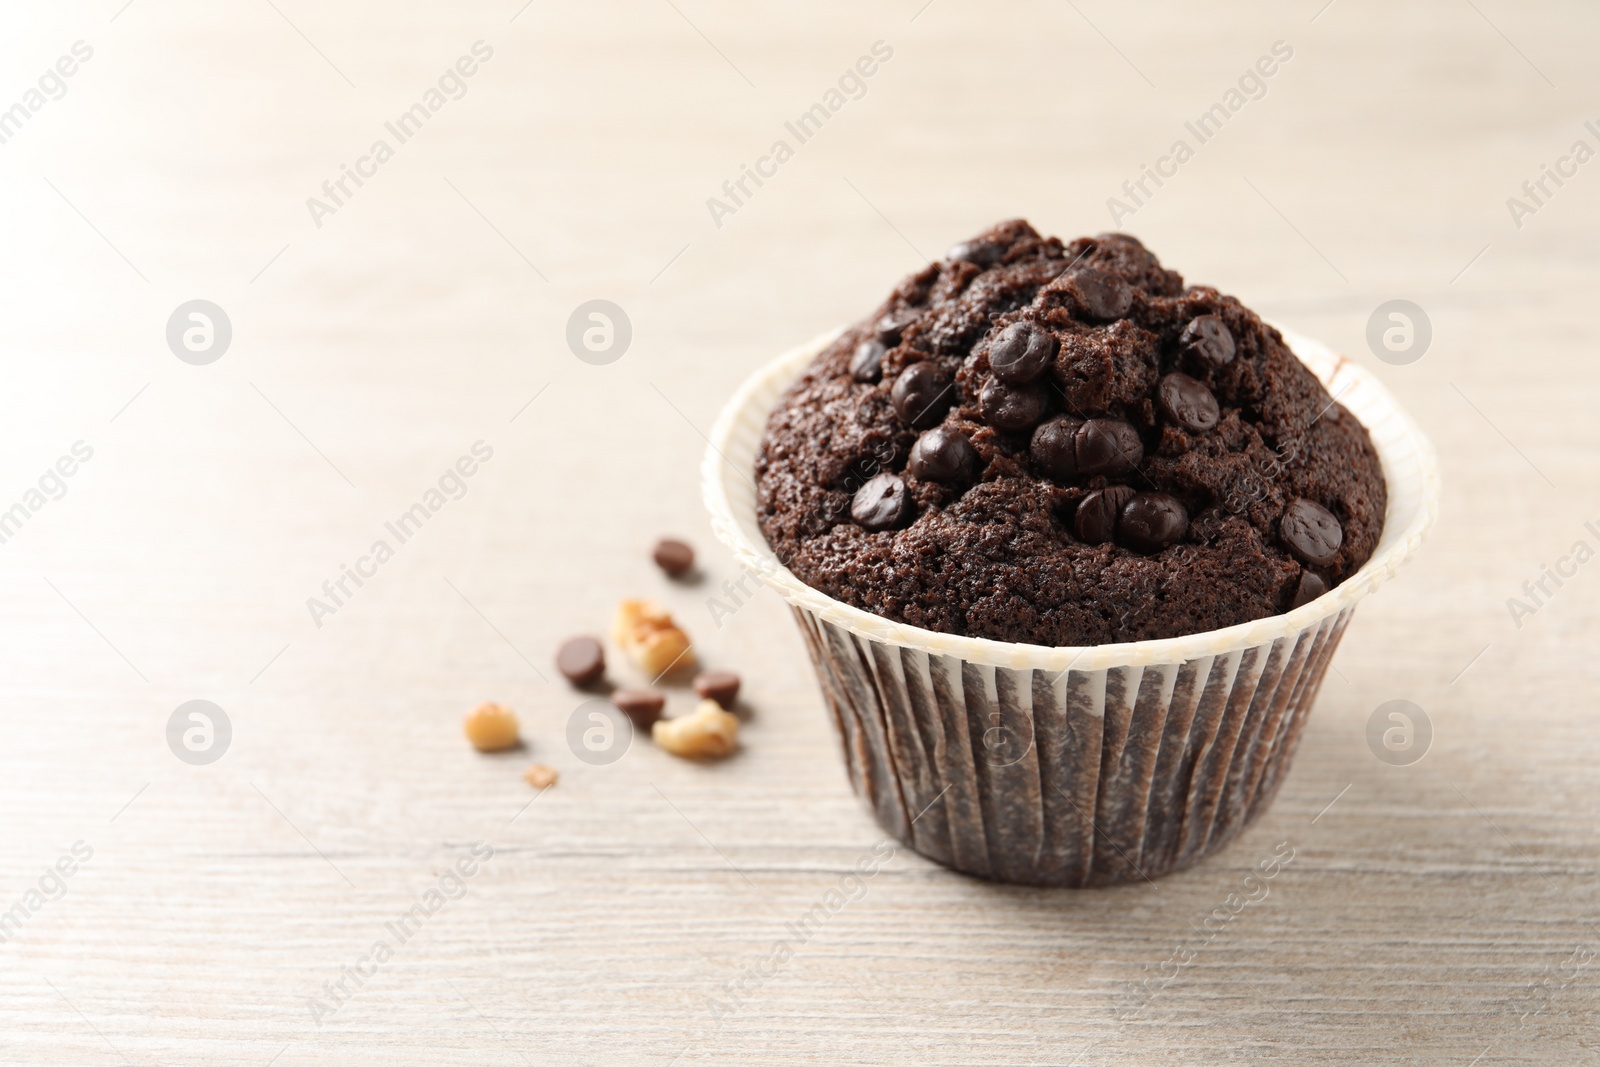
463, 702, 519, 752
652, 698, 739, 759
523, 763, 559, 789
611, 598, 695, 678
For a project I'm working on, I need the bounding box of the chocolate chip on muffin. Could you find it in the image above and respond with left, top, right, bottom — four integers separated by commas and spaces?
1289, 569, 1329, 609
978, 378, 1050, 433
988, 321, 1057, 384
1029, 415, 1085, 482
851, 472, 914, 532
753, 219, 1386, 645
850, 339, 887, 383
1075, 485, 1137, 545
891, 362, 954, 428
874, 309, 917, 345
909, 427, 982, 488
1157, 372, 1220, 433
1279, 498, 1344, 567
1179, 314, 1236, 370
1067, 266, 1133, 320
946, 238, 1006, 266
1118, 492, 1189, 554
1073, 418, 1144, 477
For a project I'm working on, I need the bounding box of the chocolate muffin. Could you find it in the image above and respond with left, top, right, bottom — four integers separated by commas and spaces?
755, 220, 1386, 647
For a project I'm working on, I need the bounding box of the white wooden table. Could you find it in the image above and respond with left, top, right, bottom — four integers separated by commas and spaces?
2, 1, 1597, 1063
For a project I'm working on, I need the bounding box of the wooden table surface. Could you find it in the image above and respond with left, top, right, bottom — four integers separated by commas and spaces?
2, 1, 1597, 1063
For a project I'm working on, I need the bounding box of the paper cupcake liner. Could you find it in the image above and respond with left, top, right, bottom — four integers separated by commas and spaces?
704, 326, 1439, 886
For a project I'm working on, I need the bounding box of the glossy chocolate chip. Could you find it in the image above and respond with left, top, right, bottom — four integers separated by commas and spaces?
651, 538, 695, 577
1070, 267, 1133, 320
988, 322, 1057, 384
979, 378, 1049, 433
909, 427, 981, 487
1074, 418, 1144, 476
1075, 485, 1136, 544
875, 309, 916, 345
1157, 372, 1220, 433
1179, 315, 1236, 369
891, 362, 954, 428
693, 669, 741, 708
1030, 415, 1084, 481
851, 472, 914, 532
612, 687, 665, 727
1289, 569, 1329, 609
947, 240, 1003, 266
1118, 492, 1189, 553
1279, 498, 1343, 566
850, 339, 886, 383
556, 636, 605, 686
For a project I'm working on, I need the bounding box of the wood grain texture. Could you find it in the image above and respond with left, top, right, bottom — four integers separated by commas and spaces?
1, 1, 1598, 1063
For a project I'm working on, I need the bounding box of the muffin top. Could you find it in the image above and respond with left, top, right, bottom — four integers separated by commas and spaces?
754, 220, 1387, 647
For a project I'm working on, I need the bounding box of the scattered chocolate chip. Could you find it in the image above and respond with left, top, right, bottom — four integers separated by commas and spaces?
1069, 267, 1133, 320
1157, 372, 1220, 433
556, 636, 605, 686
909, 427, 981, 487
1290, 569, 1329, 609
891, 362, 954, 428
1030, 415, 1084, 481
988, 322, 1057, 384
851, 472, 914, 532
1074, 418, 1144, 476
947, 240, 1003, 266
875, 309, 916, 345
651, 538, 695, 577
1279, 498, 1343, 566
979, 378, 1049, 433
1075, 486, 1136, 544
612, 687, 665, 727
850, 339, 887, 383
1118, 492, 1189, 553
1179, 315, 1236, 369
693, 669, 741, 708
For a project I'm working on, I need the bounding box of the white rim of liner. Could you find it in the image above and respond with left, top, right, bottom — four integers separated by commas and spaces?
702, 324, 1441, 673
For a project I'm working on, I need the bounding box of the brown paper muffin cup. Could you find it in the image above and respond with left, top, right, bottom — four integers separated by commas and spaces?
703, 326, 1439, 886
